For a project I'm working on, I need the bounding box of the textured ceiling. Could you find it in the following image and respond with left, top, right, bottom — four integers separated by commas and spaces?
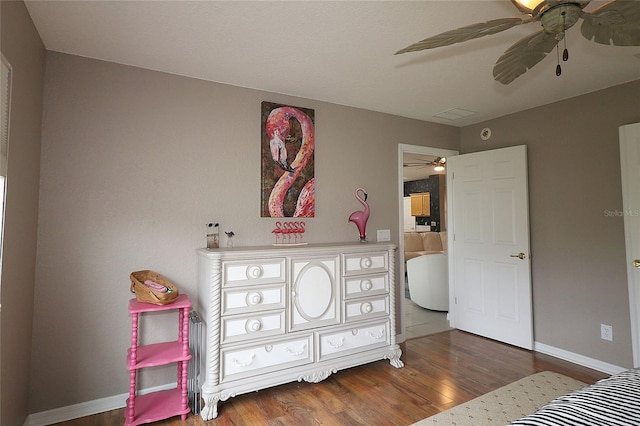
24, 0, 640, 127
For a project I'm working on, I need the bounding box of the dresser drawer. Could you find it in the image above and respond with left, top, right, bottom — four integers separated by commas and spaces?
317, 320, 390, 360
221, 334, 313, 382
221, 310, 286, 344
343, 273, 388, 299
343, 295, 389, 323
222, 284, 285, 315
343, 251, 388, 276
223, 258, 286, 287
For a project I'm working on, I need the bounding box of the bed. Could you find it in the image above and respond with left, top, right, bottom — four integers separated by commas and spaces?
510, 368, 640, 425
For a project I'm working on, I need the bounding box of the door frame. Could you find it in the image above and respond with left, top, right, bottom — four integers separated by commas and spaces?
620, 123, 640, 366
397, 144, 458, 342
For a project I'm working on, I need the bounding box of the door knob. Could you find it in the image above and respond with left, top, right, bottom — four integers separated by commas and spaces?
634, 259, 640, 269
510, 252, 526, 260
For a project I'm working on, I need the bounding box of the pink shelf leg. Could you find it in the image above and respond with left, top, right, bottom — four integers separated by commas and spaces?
181, 307, 190, 357
127, 312, 139, 423
181, 307, 190, 419
178, 308, 184, 346
181, 360, 189, 420
177, 308, 184, 390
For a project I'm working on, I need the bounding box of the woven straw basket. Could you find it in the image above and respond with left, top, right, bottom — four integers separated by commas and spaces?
130, 270, 179, 305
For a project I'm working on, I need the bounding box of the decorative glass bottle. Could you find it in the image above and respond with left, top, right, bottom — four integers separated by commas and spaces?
225, 231, 235, 248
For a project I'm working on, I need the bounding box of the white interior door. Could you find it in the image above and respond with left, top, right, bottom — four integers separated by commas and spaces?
447, 145, 533, 349
620, 123, 640, 367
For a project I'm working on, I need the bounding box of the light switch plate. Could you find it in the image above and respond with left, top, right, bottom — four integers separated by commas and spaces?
377, 229, 391, 242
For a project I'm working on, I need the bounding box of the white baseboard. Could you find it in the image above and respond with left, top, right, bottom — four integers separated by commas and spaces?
24, 383, 176, 426
534, 341, 627, 375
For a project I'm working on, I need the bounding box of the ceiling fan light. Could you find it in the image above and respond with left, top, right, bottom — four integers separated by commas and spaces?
511, 0, 546, 15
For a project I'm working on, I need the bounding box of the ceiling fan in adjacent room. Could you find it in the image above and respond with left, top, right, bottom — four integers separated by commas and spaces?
403, 156, 447, 171
395, 0, 640, 84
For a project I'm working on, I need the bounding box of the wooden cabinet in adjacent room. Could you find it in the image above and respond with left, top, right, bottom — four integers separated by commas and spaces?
410, 192, 430, 216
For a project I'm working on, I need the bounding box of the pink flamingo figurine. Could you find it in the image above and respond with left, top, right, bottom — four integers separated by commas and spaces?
298, 221, 306, 243
348, 188, 370, 242
283, 221, 293, 244
272, 221, 283, 244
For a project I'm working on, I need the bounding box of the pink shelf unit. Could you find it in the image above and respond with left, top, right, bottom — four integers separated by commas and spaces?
125, 294, 192, 425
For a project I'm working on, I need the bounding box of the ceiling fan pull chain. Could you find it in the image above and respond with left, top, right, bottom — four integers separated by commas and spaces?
562, 13, 569, 62
556, 45, 562, 77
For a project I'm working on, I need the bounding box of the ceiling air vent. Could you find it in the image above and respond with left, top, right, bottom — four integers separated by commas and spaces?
433, 108, 476, 121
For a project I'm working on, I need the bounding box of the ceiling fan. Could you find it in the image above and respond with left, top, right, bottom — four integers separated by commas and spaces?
403, 157, 447, 171
395, 0, 640, 84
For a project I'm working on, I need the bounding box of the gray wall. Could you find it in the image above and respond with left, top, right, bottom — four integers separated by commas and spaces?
0, 1, 45, 425
461, 79, 640, 368
6, 1, 640, 414
30, 51, 459, 412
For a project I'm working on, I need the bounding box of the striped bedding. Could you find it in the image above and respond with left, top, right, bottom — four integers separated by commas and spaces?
510, 368, 640, 425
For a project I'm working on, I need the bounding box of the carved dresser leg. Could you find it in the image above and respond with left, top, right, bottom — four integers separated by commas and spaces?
200, 393, 219, 421
387, 346, 404, 368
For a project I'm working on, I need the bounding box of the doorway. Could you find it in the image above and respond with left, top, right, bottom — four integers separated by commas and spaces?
397, 144, 458, 341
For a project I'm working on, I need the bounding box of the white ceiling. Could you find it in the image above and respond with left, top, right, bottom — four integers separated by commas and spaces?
24, 0, 640, 127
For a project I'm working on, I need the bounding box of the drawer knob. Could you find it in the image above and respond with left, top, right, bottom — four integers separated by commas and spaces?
246, 291, 263, 306
361, 302, 373, 314
360, 258, 372, 269
245, 319, 263, 333
361, 280, 373, 291
246, 265, 264, 279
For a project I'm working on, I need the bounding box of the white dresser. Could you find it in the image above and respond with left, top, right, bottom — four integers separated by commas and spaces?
196, 242, 403, 420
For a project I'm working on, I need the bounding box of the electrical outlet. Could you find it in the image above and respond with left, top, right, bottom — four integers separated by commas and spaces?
601, 324, 613, 341
377, 229, 391, 242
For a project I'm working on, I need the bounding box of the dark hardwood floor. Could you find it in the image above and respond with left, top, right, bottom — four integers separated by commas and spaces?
54, 330, 608, 425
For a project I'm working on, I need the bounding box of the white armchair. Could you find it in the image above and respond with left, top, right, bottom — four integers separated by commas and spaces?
406, 253, 449, 311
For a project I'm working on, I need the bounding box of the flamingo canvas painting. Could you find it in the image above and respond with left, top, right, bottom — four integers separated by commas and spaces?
261, 102, 315, 218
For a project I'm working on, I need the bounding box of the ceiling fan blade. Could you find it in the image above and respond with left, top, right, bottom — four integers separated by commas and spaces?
404, 162, 435, 167
493, 30, 560, 85
395, 18, 530, 54
581, 0, 640, 46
